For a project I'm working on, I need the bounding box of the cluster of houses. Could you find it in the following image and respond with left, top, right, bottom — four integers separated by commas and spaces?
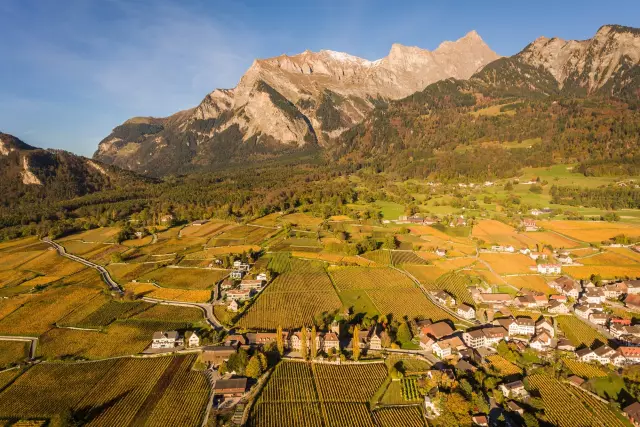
471, 287, 570, 314
414, 315, 558, 359
229, 260, 252, 280
223, 272, 268, 312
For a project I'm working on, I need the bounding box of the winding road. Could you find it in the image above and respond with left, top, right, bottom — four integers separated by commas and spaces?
43, 237, 228, 331
139, 298, 228, 331
43, 238, 124, 295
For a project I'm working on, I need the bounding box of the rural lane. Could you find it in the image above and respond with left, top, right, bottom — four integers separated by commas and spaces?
43, 238, 124, 295
141, 297, 228, 331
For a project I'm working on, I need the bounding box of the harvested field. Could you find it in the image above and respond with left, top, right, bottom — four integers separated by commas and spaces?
479, 253, 536, 274
540, 220, 640, 243
507, 275, 554, 294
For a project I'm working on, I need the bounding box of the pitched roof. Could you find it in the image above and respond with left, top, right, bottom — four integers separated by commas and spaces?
214, 378, 248, 391
624, 402, 640, 420
423, 321, 455, 339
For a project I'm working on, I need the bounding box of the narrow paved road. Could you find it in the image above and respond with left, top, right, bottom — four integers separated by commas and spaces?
141, 297, 228, 331
43, 238, 124, 295
0, 336, 38, 359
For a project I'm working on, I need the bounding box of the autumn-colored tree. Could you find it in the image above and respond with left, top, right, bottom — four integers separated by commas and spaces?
310, 325, 317, 359
246, 355, 263, 379
276, 326, 284, 356
257, 351, 268, 371
352, 325, 361, 361
300, 327, 308, 360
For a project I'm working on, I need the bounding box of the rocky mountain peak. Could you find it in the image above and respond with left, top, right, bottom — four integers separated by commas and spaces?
517, 24, 640, 92
92, 30, 501, 175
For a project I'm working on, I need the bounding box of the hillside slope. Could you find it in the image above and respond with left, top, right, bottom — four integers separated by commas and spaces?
93, 32, 500, 176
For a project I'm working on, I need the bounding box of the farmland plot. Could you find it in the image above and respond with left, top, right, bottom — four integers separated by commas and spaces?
139, 267, 227, 290
528, 374, 627, 427
373, 406, 426, 427
237, 270, 342, 330
0, 356, 210, 426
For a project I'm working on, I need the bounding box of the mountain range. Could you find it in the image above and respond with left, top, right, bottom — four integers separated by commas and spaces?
91, 25, 640, 177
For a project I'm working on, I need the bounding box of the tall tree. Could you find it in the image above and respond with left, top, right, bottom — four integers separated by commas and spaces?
352, 325, 361, 361
300, 327, 308, 361
276, 325, 284, 356
310, 325, 317, 360
246, 355, 263, 379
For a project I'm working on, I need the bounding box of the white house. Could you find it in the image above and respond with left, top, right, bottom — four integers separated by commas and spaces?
538, 264, 561, 275
187, 332, 200, 348
228, 299, 239, 312
535, 318, 554, 337
456, 304, 476, 320
530, 332, 552, 351
557, 256, 573, 265
432, 336, 464, 358
499, 381, 529, 399
226, 288, 253, 301
256, 272, 268, 282
548, 301, 569, 314
151, 331, 183, 349
435, 248, 447, 257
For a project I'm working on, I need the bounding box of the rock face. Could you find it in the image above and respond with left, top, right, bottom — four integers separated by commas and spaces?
94, 31, 500, 176
516, 25, 640, 95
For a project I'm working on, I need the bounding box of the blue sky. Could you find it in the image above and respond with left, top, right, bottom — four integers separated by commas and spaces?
1, 0, 638, 156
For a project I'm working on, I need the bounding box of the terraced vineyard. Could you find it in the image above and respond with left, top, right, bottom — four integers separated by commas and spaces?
361, 250, 392, 265
486, 355, 522, 376
528, 374, 627, 427
237, 269, 342, 330
391, 251, 429, 266
557, 316, 608, 348
0, 355, 209, 426
313, 363, 387, 402
249, 361, 388, 427
373, 406, 426, 427
563, 359, 608, 378
330, 266, 456, 322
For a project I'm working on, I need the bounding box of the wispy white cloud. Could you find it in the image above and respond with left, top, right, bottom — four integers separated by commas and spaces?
11, 0, 258, 115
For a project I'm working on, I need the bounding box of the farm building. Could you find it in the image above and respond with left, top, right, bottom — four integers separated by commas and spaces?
537, 263, 561, 275
202, 346, 237, 366
456, 304, 476, 320
214, 378, 247, 398
151, 331, 183, 349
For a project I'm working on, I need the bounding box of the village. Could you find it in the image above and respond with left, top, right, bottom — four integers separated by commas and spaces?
144, 247, 640, 426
